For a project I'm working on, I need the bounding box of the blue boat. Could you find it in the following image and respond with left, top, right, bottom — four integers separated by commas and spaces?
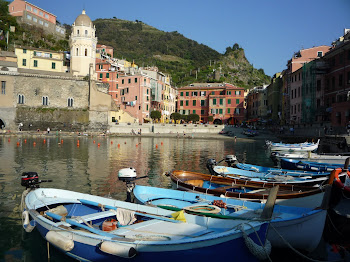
133, 185, 327, 252
280, 158, 344, 172
235, 162, 329, 177
209, 164, 332, 186
21, 172, 270, 262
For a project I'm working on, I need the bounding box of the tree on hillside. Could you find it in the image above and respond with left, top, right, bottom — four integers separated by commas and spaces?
0, 0, 18, 50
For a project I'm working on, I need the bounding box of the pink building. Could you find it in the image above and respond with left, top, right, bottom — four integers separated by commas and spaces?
118, 74, 151, 122
8, 0, 66, 38
287, 46, 330, 124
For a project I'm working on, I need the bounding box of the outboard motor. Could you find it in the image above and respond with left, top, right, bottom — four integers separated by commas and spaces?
21, 172, 52, 189
118, 168, 148, 202
225, 155, 238, 167
270, 152, 280, 165
206, 159, 217, 176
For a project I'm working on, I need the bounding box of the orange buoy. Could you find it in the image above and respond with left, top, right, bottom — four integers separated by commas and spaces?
43, 139, 46, 144
33, 142, 36, 146
111, 141, 113, 144
24, 139, 27, 143
124, 142, 126, 144
136, 144, 138, 147
161, 142, 163, 145
118, 144, 120, 147
8, 138, 10, 142
156, 144, 158, 148
61, 139, 63, 144
97, 143, 101, 147
93, 140, 96, 144
17, 142, 20, 146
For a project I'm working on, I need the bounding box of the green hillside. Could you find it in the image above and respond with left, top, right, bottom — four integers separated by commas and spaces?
94, 18, 270, 88
1, 0, 270, 88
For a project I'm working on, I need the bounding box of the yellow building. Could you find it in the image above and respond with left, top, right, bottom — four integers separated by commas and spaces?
15, 47, 68, 73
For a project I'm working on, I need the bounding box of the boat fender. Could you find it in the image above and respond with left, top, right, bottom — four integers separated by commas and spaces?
99, 241, 137, 258
46, 231, 74, 252
240, 225, 271, 261
333, 168, 350, 194
22, 210, 36, 232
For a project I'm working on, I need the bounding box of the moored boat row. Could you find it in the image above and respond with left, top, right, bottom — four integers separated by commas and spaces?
19, 137, 350, 262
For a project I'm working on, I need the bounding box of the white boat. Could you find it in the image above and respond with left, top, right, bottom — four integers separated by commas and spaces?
133, 185, 327, 252
266, 139, 320, 152
271, 151, 350, 165
21, 172, 270, 262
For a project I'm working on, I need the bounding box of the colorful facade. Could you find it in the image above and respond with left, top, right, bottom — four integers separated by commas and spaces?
177, 83, 245, 124
15, 47, 68, 73
8, 0, 66, 38
322, 29, 350, 127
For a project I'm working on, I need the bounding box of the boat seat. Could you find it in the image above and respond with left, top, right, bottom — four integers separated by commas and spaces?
70, 210, 116, 223
186, 180, 204, 187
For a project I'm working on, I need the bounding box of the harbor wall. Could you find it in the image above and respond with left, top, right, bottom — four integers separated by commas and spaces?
109, 123, 225, 134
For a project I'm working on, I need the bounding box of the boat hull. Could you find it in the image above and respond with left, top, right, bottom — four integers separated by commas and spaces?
24, 188, 268, 262
134, 185, 326, 252
267, 209, 326, 251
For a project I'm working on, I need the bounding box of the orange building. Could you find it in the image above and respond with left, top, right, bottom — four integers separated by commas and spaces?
177, 83, 245, 124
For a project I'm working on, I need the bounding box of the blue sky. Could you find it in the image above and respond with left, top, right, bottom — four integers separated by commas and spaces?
23, 0, 350, 77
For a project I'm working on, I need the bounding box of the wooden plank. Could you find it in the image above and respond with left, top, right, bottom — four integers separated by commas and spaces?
79, 199, 183, 223
260, 185, 279, 220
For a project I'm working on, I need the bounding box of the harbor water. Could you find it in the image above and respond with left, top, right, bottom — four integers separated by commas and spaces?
0, 135, 346, 261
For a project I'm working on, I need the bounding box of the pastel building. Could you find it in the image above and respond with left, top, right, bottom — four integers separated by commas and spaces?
8, 0, 66, 38
177, 83, 245, 124
15, 47, 69, 73
286, 46, 330, 125
118, 73, 151, 123
323, 29, 350, 127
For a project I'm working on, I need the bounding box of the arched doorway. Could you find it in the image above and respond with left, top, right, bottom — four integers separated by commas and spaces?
213, 119, 222, 125
0, 119, 5, 129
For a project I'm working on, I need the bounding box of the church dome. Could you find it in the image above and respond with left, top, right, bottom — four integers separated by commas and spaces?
74, 10, 93, 27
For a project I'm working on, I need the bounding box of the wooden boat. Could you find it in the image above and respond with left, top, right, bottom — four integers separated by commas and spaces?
266, 139, 319, 152
271, 151, 349, 165
211, 165, 333, 187
168, 170, 325, 208
21, 172, 270, 262
133, 185, 327, 252
280, 158, 344, 172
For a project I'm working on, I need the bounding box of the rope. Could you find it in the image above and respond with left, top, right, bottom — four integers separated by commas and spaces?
240, 223, 272, 261
269, 224, 345, 262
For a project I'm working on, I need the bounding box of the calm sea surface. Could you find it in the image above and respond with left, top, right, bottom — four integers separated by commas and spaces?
0, 135, 343, 261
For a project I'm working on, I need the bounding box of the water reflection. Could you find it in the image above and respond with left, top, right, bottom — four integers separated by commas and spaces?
0, 135, 271, 260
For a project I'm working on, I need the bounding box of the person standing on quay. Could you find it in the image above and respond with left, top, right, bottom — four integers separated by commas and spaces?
47, 127, 50, 134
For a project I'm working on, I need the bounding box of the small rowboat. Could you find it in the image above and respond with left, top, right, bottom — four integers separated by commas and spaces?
168, 170, 325, 208
133, 185, 327, 252
279, 158, 344, 172
266, 139, 319, 152
21, 172, 270, 262
271, 151, 350, 165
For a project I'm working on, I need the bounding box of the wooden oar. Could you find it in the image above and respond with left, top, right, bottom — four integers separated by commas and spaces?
78, 199, 183, 223
45, 212, 116, 238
